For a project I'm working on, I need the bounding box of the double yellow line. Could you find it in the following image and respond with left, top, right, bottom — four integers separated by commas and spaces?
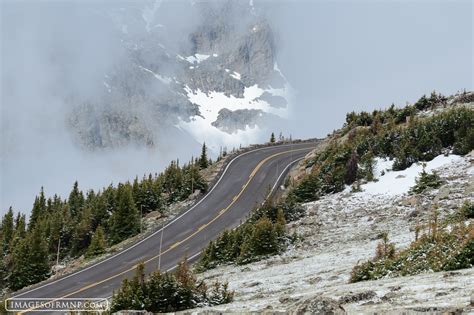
18, 147, 309, 313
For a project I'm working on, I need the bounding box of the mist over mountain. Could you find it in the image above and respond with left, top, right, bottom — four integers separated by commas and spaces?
1, 0, 291, 214
67, 0, 290, 153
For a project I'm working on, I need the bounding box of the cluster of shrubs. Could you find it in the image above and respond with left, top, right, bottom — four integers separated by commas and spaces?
291, 94, 473, 203
111, 260, 233, 313
350, 202, 474, 283
197, 200, 302, 271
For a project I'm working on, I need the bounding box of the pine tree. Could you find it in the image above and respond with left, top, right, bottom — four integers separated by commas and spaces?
86, 226, 106, 258
238, 216, 279, 264
29, 187, 46, 230
68, 181, 84, 217
11, 213, 26, 244
1, 207, 14, 255
199, 143, 209, 169
0, 256, 7, 290
71, 207, 93, 256
270, 132, 276, 143
109, 183, 140, 244
9, 227, 50, 290
174, 259, 197, 309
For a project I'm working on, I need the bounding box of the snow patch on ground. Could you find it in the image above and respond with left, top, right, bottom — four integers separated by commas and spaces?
358, 155, 463, 197
193, 152, 474, 313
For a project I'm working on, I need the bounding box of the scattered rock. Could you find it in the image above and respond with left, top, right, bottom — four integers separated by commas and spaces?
246, 281, 261, 287
401, 196, 418, 206
443, 271, 462, 278
407, 209, 420, 220
434, 186, 451, 202
279, 295, 299, 304
389, 286, 402, 292
339, 291, 377, 304
306, 276, 322, 285
410, 306, 464, 314
295, 296, 346, 314
435, 291, 449, 297
381, 291, 399, 302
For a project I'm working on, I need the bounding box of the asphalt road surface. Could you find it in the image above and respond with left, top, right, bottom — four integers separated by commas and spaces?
11, 141, 317, 312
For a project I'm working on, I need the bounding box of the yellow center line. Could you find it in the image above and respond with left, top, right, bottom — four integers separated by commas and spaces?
18, 147, 310, 313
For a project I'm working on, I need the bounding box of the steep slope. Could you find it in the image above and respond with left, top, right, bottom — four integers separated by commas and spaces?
193, 151, 473, 313
188, 91, 474, 313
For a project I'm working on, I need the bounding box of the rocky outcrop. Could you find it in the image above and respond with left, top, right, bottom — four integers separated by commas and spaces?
67, 1, 288, 151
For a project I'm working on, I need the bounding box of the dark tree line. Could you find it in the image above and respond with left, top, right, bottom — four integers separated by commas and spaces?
0, 144, 210, 291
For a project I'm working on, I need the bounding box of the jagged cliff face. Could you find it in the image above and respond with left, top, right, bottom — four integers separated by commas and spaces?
68, 0, 290, 153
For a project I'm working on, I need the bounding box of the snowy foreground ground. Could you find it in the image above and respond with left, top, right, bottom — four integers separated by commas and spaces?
191, 152, 474, 313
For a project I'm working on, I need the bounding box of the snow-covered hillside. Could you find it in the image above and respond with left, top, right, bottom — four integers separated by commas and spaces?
192, 151, 474, 313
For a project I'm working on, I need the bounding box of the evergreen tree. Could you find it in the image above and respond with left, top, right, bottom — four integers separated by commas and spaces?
71, 207, 93, 256
9, 227, 50, 290
163, 161, 184, 203
13, 213, 26, 243
86, 226, 107, 258
270, 132, 276, 143
0, 256, 7, 290
29, 187, 46, 230
91, 191, 109, 232
109, 184, 140, 244
68, 181, 85, 217
1, 207, 14, 255
111, 259, 232, 313
199, 143, 209, 169
239, 216, 279, 263
183, 165, 208, 196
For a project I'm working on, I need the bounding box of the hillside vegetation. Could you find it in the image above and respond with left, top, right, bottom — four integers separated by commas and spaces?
111, 260, 233, 313
291, 92, 473, 202
0, 144, 213, 291
350, 202, 474, 282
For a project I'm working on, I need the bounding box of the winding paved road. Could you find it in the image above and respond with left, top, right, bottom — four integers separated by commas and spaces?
11, 141, 317, 311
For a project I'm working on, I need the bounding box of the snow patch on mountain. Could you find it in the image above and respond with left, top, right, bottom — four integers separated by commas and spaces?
178, 84, 289, 151
138, 65, 172, 85
177, 54, 212, 64
230, 71, 241, 80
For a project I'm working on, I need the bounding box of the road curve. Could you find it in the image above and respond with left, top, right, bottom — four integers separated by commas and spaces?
12, 142, 317, 307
